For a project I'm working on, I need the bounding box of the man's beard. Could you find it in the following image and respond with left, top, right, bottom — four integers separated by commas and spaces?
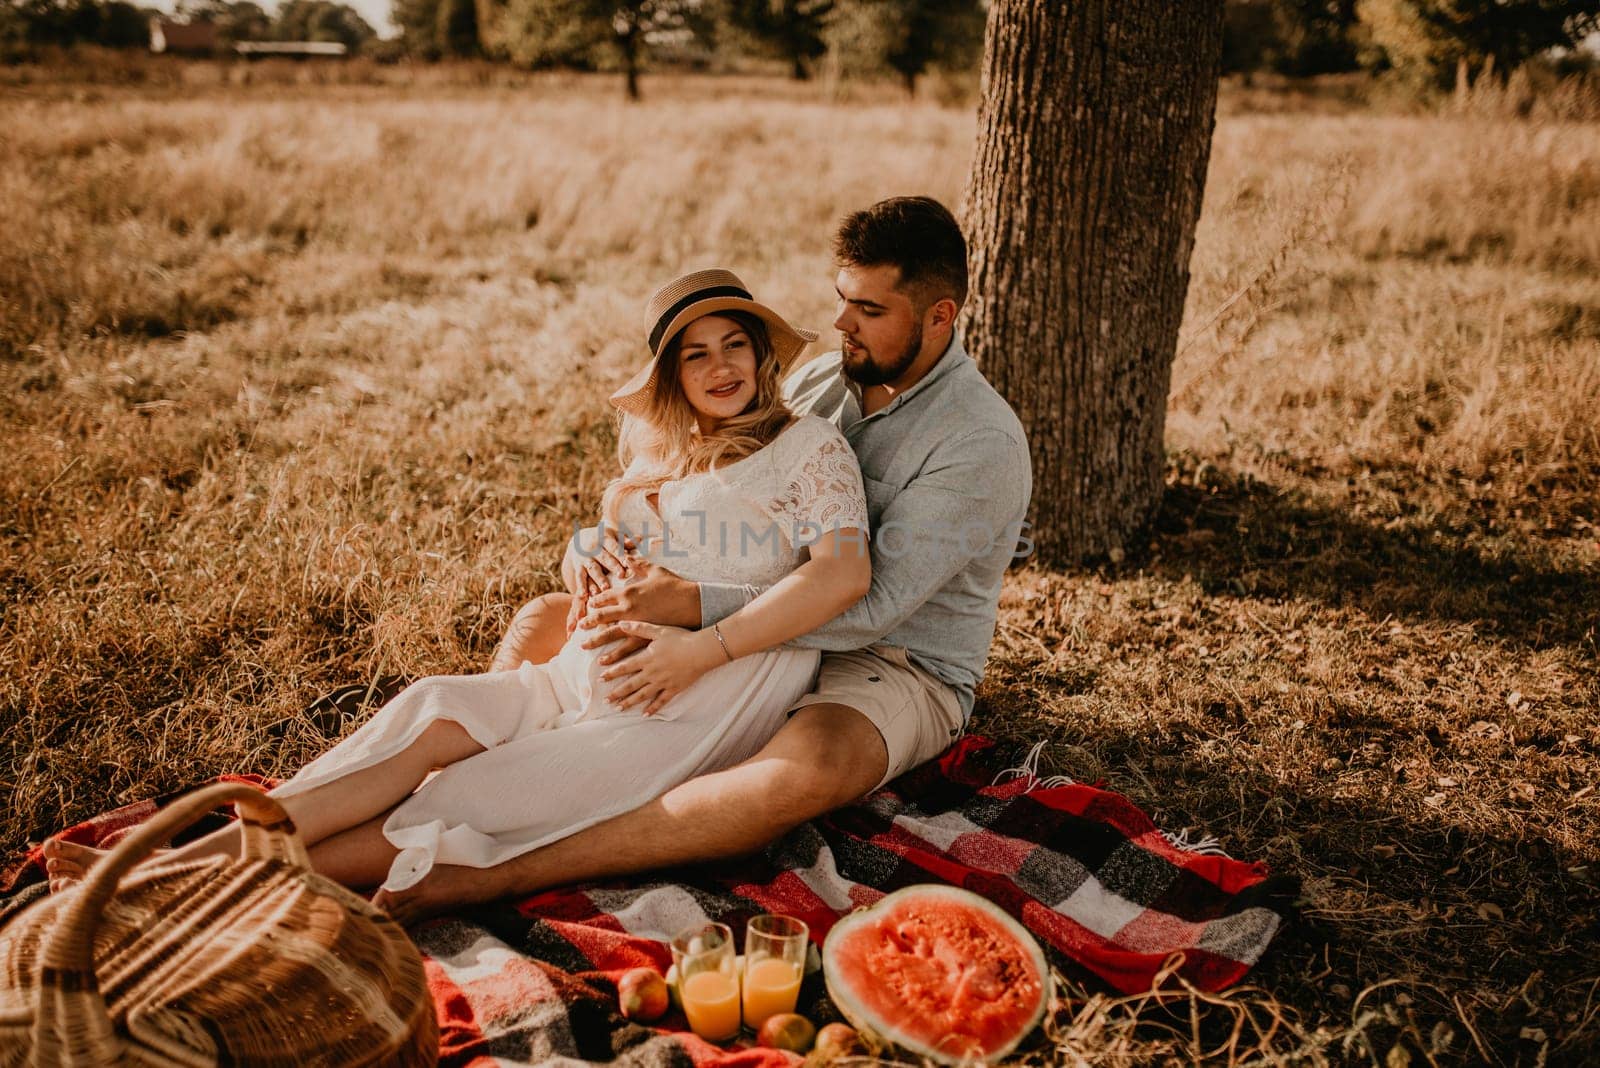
842, 323, 921, 387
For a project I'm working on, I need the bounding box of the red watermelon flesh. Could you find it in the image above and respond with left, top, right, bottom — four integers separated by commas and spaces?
824, 887, 1048, 1062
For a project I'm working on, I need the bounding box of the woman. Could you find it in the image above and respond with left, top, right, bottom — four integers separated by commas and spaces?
45, 269, 870, 901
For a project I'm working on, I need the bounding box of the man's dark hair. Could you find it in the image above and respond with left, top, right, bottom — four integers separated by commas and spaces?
832, 196, 969, 311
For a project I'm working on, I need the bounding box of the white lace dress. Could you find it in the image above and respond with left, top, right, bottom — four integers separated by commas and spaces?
272, 415, 867, 892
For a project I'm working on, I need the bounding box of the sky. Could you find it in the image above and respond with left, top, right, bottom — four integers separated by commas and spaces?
345, 0, 395, 36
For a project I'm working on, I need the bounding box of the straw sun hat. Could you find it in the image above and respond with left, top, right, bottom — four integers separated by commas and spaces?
608, 268, 819, 416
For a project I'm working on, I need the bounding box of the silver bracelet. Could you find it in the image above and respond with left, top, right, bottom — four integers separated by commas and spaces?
712, 622, 734, 662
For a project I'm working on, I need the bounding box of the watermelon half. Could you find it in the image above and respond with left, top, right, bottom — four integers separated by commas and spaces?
821, 885, 1051, 1064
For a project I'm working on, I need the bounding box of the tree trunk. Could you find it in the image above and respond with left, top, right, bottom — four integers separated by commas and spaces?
620, 24, 640, 101
964, 0, 1224, 564
471, 0, 508, 58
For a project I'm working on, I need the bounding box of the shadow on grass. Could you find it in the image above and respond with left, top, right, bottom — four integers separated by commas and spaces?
972, 460, 1600, 1057
1142, 465, 1599, 653
965, 720, 1600, 1062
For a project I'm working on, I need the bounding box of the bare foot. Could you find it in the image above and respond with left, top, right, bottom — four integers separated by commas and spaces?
41, 838, 107, 893
371, 864, 503, 926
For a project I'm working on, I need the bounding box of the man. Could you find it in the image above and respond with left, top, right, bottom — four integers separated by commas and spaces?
373, 196, 1031, 922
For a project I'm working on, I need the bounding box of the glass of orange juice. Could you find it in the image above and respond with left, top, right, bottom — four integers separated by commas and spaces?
741, 914, 808, 1031
671, 921, 740, 1042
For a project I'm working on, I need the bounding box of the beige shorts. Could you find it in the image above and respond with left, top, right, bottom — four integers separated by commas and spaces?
789, 644, 965, 790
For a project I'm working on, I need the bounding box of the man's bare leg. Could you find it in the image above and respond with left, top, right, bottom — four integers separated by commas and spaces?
373, 703, 889, 923
489, 593, 571, 672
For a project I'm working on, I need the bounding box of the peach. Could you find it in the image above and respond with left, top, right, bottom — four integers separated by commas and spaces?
812, 1022, 863, 1059
617, 967, 669, 1022
756, 1012, 817, 1053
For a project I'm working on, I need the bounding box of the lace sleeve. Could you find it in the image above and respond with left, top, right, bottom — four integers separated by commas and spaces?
785, 421, 868, 536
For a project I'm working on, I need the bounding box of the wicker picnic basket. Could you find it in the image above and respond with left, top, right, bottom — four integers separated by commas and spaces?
0, 783, 438, 1067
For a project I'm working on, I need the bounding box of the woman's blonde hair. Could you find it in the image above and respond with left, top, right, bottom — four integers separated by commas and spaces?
601, 310, 794, 529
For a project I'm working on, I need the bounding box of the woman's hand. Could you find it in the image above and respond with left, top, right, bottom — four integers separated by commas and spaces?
579, 555, 703, 631
600, 622, 726, 716
565, 577, 593, 638
566, 526, 637, 598
565, 528, 649, 639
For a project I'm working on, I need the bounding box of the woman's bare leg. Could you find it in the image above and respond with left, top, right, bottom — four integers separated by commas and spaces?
45, 718, 485, 890
490, 593, 571, 672
306, 813, 401, 890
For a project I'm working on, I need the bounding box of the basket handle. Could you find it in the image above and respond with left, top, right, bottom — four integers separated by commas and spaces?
31, 782, 313, 1066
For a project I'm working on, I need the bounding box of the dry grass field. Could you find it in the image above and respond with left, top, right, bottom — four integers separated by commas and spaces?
2, 58, 1598, 1064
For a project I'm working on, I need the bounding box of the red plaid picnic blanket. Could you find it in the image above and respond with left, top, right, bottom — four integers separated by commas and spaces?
2, 737, 1294, 1066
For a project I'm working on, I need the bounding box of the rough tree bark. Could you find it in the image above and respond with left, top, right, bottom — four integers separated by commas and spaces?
964, 0, 1225, 564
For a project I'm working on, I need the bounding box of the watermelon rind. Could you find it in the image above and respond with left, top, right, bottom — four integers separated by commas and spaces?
821, 884, 1052, 1065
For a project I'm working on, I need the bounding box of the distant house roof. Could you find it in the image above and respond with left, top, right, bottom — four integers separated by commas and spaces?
149, 17, 218, 54
235, 41, 348, 57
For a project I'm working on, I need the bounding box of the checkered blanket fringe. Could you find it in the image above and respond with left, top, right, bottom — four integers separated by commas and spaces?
2, 736, 1295, 1067
993, 740, 1233, 857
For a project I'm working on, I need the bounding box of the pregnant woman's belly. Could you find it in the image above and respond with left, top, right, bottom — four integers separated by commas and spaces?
547, 629, 631, 722
548, 624, 819, 727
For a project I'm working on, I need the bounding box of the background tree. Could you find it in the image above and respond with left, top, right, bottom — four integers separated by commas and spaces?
1357, 0, 1600, 85
272, 0, 376, 49
395, 0, 444, 55
1, 0, 155, 49
496, 0, 698, 97
436, 0, 479, 55
95, 0, 142, 41
175, 0, 272, 45
498, 0, 610, 67
714, 0, 831, 79
217, 0, 270, 43
0, 0, 26, 48
1221, 0, 1280, 72
964, 0, 1227, 564
824, 0, 984, 95
1223, 0, 1361, 75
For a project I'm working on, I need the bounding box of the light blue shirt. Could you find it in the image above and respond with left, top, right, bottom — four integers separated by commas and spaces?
698, 333, 1031, 719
